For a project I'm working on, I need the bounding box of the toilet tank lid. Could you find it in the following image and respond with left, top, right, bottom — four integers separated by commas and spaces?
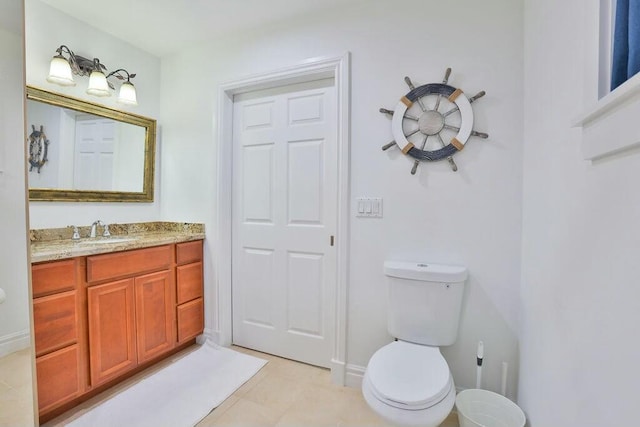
384, 261, 468, 282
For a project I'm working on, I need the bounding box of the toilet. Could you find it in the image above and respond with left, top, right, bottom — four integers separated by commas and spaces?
362, 261, 468, 427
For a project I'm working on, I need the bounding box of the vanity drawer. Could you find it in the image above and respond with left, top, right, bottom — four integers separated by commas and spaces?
176, 240, 203, 265
33, 290, 78, 357
36, 344, 82, 413
177, 298, 204, 343
86, 245, 172, 283
32, 259, 77, 297
176, 262, 203, 304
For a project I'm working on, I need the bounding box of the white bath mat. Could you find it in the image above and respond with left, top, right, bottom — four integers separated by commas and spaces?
66, 341, 267, 427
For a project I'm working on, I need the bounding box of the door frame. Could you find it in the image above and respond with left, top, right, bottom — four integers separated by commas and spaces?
214, 53, 351, 385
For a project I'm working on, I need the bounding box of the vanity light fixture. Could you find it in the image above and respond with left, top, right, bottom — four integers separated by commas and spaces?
46, 45, 138, 105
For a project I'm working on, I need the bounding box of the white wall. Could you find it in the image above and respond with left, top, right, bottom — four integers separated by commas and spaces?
0, 3, 31, 355
25, 0, 162, 228
0, 6, 36, 423
161, 0, 524, 395
520, 1, 640, 425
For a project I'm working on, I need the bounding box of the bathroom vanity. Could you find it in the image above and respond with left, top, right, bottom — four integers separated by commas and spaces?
30, 222, 205, 422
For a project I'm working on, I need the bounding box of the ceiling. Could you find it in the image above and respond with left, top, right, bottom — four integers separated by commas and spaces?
39, 0, 359, 57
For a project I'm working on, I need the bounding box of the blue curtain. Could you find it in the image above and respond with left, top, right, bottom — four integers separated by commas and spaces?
611, 0, 640, 90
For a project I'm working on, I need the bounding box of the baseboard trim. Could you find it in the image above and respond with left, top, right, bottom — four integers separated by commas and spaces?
200, 328, 219, 345
345, 363, 366, 388
330, 358, 346, 386
0, 329, 30, 358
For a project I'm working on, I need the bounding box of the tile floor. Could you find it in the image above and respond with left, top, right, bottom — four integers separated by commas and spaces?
0, 348, 35, 427
46, 344, 460, 427
198, 346, 459, 427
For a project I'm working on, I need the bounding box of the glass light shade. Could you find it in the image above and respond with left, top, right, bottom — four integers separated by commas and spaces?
117, 81, 138, 105
46, 55, 76, 86
86, 71, 110, 97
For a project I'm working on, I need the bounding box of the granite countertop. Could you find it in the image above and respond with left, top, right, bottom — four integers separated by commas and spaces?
30, 222, 205, 263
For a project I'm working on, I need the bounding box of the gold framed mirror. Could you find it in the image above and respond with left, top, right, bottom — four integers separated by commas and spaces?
26, 86, 156, 202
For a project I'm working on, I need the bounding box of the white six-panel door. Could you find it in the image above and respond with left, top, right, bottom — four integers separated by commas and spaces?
231, 79, 337, 367
74, 118, 115, 190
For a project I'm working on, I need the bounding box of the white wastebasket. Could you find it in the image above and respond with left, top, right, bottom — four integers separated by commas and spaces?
455, 389, 526, 427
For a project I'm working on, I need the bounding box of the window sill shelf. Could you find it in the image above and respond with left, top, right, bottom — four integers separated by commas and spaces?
574, 72, 640, 160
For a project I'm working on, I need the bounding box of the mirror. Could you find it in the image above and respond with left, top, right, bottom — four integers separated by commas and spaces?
26, 86, 156, 202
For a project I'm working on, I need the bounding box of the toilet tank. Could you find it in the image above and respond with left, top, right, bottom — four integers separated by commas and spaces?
384, 261, 467, 346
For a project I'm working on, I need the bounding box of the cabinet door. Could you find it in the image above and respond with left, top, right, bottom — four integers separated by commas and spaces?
135, 270, 175, 363
87, 278, 137, 386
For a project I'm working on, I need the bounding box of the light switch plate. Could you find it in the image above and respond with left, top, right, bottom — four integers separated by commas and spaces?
356, 197, 383, 218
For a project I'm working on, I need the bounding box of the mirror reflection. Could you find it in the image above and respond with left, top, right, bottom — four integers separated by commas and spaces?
26, 86, 156, 202
27, 100, 146, 192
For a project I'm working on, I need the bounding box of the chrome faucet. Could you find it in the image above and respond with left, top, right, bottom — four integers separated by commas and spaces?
90, 220, 103, 238
69, 225, 80, 240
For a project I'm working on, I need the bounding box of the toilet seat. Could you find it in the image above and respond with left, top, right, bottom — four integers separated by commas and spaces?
366, 341, 452, 410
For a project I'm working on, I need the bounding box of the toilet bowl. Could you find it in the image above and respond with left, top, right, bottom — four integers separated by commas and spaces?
362, 340, 456, 427
362, 261, 467, 427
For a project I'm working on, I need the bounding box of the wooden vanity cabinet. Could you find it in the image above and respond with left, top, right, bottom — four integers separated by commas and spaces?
176, 241, 204, 343
32, 258, 85, 415
86, 245, 175, 386
33, 240, 203, 421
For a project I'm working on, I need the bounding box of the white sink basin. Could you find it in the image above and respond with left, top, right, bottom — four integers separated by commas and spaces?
77, 237, 137, 245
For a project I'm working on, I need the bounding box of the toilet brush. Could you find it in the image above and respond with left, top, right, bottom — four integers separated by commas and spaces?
476, 341, 484, 389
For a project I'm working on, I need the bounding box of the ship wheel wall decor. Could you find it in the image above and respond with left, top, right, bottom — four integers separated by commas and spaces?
28, 124, 50, 173
380, 68, 488, 175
